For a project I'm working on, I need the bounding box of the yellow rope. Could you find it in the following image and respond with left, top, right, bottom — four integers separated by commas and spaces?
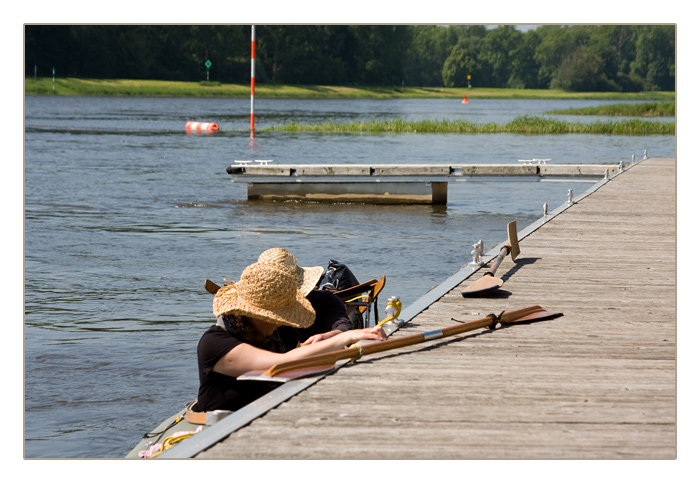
344, 294, 369, 303
376, 298, 402, 327
148, 432, 198, 458
349, 298, 401, 352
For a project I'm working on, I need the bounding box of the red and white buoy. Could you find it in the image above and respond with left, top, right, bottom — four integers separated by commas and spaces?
185, 121, 220, 134
462, 94, 469, 104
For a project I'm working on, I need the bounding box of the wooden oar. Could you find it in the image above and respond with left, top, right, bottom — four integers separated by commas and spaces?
461, 220, 520, 297
238, 305, 562, 383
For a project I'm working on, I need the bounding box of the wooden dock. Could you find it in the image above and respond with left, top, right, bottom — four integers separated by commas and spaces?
227, 162, 624, 204
196, 157, 676, 459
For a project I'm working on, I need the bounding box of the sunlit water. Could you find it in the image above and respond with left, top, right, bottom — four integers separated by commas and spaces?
24, 95, 675, 457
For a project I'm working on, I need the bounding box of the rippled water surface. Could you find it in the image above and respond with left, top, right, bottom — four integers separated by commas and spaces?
24, 95, 675, 458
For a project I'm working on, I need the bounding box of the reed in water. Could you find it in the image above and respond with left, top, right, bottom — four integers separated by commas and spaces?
266, 116, 675, 135
545, 101, 675, 117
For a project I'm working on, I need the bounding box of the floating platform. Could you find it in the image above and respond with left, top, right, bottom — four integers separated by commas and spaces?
227, 163, 625, 204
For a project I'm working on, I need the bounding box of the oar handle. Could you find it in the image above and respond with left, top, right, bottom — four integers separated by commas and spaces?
486, 245, 511, 277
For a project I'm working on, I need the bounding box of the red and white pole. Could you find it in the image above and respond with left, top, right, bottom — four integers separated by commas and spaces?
250, 25, 256, 138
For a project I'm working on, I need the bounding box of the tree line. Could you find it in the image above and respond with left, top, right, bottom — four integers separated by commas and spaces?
24, 24, 675, 92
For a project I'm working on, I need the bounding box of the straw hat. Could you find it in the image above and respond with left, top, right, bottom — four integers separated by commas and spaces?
213, 262, 316, 329
257, 248, 324, 295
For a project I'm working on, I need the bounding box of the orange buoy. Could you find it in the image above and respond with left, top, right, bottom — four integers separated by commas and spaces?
186, 121, 220, 133
462, 94, 469, 104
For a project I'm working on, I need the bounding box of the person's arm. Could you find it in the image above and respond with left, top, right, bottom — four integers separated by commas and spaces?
213, 326, 385, 378
300, 329, 342, 345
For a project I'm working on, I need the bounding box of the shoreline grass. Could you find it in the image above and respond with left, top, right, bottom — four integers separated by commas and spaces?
264, 116, 675, 136
24, 77, 675, 101
545, 102, 675, 117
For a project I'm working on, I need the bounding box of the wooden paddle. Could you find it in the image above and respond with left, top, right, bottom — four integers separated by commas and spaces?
237, 305, 562, 383
461, 220, 520, 297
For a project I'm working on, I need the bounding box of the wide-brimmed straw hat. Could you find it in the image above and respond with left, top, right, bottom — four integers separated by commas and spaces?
257, 248, 324, 295
213, 262, 316, 329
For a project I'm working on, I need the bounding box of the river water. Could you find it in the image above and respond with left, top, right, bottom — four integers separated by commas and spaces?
23, 95, 675, 458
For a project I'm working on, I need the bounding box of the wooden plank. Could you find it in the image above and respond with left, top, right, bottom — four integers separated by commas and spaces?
457, 164, 538, 176
295, 165, 372, 176
539, 163, 620, 176
373, 164, 451, 176
239, 165, 291, 176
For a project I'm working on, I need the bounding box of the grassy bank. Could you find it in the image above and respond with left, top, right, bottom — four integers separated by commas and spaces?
545, 101, 675, 117
265, 116, 675, 136
24, 77, 676, 101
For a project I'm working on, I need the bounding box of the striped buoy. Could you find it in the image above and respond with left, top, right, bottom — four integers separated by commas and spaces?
185, 121, 220, 134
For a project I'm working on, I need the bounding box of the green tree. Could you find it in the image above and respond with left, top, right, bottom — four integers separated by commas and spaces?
507, 29, 541, 88
439, 26, 487, 87
442, 36, 482, 87
178, 25, 252, 82
25, 25, 81, 78
630, 25, 675, 91
350, 25, 411, 85
583, 25, 645, 92
588, 26, 626, 79
265, 25, 328, 84
68, 26, 123, 77
258, 25, 362, 84
478, 26, 523, 87
144, 25, 198, 81
24, 24, 675, 93
534, 25, 590, 88
551, 45, 607, 91
405, 25, 461, 86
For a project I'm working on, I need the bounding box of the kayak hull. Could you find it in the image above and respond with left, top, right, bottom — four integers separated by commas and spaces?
125, 407, 201, 459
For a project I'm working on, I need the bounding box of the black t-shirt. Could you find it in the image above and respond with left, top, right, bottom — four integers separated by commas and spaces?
196, 325, 281, 412
278, 289, 353, 348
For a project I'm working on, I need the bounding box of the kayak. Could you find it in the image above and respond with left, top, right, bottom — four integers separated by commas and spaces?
126, 402, 203, 459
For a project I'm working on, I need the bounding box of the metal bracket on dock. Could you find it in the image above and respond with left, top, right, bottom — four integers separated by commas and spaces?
518, 158, 551, 165
468, 240, 486, 268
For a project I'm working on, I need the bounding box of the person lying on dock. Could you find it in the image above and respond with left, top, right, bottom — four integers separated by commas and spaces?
256, 247, 355, 347
196, 261, 386, 412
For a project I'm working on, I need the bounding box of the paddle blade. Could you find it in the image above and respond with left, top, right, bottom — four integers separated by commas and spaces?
507, 221, 520, 261
238, 363, 339, 383
508, 309, 563, 323
461, 275, 504, 297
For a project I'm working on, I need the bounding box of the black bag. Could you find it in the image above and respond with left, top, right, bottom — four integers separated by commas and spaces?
318, 259, 360, 291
